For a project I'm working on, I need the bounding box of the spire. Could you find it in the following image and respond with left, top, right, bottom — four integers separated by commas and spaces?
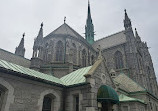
135, 28, 141, 41
15, 33, 25, 57
87, 0, 92, 21
38, 22, 43, 38
34, 23, 43, 47
19, 33, 25, 48
124, 9, 132, 30
85, 0, 94, 45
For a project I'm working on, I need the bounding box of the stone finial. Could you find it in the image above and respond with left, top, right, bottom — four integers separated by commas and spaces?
64, 17, 66, 23
23, 33, 25, 38
124, 9, 126, 13
97, 45, 102, 59
41, 22, 43, 28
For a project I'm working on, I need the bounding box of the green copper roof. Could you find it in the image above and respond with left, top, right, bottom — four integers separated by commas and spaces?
97, 85, 119, 104
0, 59, 63, 85
60, 66, 92, 86
119, 94, 146, 104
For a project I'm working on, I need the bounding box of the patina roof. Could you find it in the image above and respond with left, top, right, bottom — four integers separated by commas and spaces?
0, 58, 93, 86
0, 59, 63, 85
119, 94, 146, 104
60, 66, 92, 86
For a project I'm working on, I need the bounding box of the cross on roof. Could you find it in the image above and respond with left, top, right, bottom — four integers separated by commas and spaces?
64, 17, 66, 23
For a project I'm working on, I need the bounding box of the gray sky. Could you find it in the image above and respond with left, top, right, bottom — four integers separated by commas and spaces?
0, 0, 158, 80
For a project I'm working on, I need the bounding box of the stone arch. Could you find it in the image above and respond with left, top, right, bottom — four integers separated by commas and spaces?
0, 77, 14, 111
114, 51, 124, 69
37, 89, 61, 111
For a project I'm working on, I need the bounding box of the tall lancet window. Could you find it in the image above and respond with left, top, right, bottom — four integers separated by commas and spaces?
56, 41, 64, 61
82, 49, 87, 67
42, 95, 53, 111
72, 43, 77, 64
0, 86, 5, 111
114, 51, 124, 69
91, 55, 94, 65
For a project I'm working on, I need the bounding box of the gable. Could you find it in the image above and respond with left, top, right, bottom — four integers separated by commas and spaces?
45, 23, 84, 40
85, 57, 115, 88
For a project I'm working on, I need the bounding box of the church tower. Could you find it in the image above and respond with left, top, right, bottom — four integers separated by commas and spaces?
85, 1, 94, 45
15, 33, 25, 57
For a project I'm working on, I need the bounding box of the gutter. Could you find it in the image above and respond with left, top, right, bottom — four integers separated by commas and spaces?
0, 67, 89, 88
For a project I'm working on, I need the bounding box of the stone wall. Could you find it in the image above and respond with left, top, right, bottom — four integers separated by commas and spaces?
0, 72, 63, 111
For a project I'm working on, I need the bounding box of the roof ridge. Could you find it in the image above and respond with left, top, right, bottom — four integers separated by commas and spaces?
45, 23, 84, 39
0, 48, 30, 61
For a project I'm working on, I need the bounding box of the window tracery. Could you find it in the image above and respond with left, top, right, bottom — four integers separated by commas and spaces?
114, 51, 124, 69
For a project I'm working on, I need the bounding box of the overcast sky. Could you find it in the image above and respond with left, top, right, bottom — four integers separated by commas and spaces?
0, 0, 158, 80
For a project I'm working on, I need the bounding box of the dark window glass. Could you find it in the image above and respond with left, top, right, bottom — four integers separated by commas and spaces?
56, 41, 64, 61
0, 89, 4, 111
91, 55, 94, 65
42, 97, 52, 111
114, 51, 124, 69
75, 96, 79, 111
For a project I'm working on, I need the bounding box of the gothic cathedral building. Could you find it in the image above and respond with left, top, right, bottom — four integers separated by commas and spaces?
0, 2, 158, 111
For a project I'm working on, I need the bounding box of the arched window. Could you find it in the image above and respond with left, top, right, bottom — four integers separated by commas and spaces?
91, 55, 94, 65
0, 89, 4, 110
72, 43, 77, 64
82, 49, 87, 67
56, 41, 64, 61
0, 85, 6, 111
114, 51, 124, 69
42, 95, 54, 111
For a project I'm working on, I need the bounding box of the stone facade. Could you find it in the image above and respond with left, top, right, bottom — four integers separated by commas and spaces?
0, 2, 158, 111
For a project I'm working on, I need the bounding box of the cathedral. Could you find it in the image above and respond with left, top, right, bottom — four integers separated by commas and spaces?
0, 1, 158, 111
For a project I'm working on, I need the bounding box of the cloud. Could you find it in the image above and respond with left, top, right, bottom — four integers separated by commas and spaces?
0, 0, 158, 80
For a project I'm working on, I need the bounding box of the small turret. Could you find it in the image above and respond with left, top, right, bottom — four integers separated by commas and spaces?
85, 0, 94, 45
30, 23, 44, 70
34, 22, 43, 47
135, 28, 141, 41
15, 33, 25, 57
124, 9, 132, 30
